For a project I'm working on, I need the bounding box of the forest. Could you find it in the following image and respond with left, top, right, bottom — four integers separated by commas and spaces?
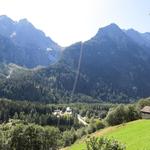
0, 97, 149, 149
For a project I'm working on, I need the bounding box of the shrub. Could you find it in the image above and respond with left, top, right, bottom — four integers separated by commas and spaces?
86, 124, 96, 134
105, 104, 140, 126
105, 105, 127, 126
126, 105, 140, 121
94, 120, 105, 130
76, 128, 86, 139
62, 130, 76, 146
86, 137, 126, 150
0, 120, 61, 150
137, 98, 150, 109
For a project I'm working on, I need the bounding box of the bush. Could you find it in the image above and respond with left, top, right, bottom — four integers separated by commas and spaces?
0, 120, 61, 150
137, 98, 150, 109
105, 104, 140, 126
94, 120, 105, 130
86, 124, 96, 134
86, 137, 126, 150
127, 105, 140, 121
105, 105, 127, 126
76, 128, 86, 139
62, 130, 76, 146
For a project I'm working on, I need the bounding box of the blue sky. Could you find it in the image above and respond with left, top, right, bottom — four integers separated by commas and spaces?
0, 0, 150, 46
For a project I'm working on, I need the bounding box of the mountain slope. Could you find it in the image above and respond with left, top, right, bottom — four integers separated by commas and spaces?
0, 15, 61, 68
60, 24, 150, 102
1, 23, 150, 102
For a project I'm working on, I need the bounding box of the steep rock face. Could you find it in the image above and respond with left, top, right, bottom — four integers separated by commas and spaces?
0, 34, 26, 65
125, 29, 150, 48
0, 15, 61, 68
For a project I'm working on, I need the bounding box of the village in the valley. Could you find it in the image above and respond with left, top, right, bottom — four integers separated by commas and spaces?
53, 107, 88, 126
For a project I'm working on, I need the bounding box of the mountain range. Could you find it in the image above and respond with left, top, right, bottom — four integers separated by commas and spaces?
0, 16, 150, 103
0, 15, 61, 68
59, 24, 150, 102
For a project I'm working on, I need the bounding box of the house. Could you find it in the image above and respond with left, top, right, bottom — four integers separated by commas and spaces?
53, 107, 72, 116
141, 106, 150, 119
53, 109, 62, 116
65, 107, 72, 115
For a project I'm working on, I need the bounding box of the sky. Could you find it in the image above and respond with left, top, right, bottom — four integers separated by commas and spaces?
0, 0, 150, 46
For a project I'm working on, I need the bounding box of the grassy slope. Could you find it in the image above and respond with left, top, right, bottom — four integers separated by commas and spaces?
67, 120, 150, 150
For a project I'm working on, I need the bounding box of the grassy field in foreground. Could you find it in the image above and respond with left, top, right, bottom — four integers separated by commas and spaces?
67, 120, 150, 150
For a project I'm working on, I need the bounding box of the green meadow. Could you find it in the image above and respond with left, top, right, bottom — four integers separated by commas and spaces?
67, 120, 150, 150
